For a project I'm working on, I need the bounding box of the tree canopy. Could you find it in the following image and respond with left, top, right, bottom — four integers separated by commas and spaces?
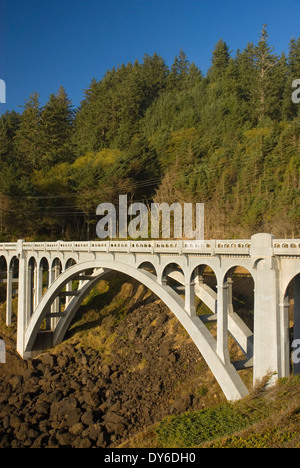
0, 27, 299, 241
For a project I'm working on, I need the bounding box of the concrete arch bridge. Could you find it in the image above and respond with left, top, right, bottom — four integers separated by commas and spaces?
0, 233, 299, 401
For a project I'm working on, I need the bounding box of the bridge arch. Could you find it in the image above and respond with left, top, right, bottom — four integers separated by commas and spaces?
24, 259, 249, 401
281, 273, 300, 376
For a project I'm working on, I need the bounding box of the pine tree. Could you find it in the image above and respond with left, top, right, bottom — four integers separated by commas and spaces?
14, 92, 42, 171
0, 111, 20, 165
39, 86, 75, 168
167, 49, 189, 90
208, 39, 230, 80
253, 25, 278, 121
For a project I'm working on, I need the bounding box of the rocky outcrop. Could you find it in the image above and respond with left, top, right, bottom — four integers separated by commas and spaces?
0, 287, 225, 448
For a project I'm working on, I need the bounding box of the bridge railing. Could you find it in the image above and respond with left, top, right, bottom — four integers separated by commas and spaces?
273, 240, 300, 255
0, 238, 299, 256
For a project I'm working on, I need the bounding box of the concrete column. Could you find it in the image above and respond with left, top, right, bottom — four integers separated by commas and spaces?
227, 277, 234, 314
35, 267, 43, 306
279, 296, 290, 378
216, 281, 230, 364
6, 268, 13, 326
51, 264, 61, 330
65, 280, 72, 307
294, 275, 300, 375
185, 281, 196, 317
16, 241, 27, 357
46, 266, 55, 330
26, 264, 33, 325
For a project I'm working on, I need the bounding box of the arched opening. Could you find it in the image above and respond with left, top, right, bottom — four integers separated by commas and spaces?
226, 266, 255, 333
137, 261, 157, 278
27, 257, 37, 318
48, 258, 63, 330
222, 266, 255, 384
190, 264, 217, 319
39, 257, 50, 297
283, 273, 300, 376
6, 256, 19, 328
0, 255, 7, 303
0, 256, 8, 327
161, 262, 186, 297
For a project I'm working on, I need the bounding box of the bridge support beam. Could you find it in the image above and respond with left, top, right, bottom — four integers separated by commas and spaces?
279, 297, 290, 378
185, 281, 196, 316
6, 268, 12, 326
217, 282, 230, 364
16, 241, 27, 357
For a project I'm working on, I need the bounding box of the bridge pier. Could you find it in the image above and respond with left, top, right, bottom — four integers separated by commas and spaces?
252, 234, 280, 385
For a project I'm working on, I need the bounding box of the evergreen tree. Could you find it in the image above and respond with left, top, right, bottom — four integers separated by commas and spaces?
253, 25, 278, 121
14, 92, 42, 171
0, 111, 21, 165
39, 86, 75, 168
167, 49, 190, 90
208, 39, 230, 80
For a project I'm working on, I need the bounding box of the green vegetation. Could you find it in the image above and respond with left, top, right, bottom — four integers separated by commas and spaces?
0, 25, 299, 241
122, 375, 300, 448
156, 403, 254, 447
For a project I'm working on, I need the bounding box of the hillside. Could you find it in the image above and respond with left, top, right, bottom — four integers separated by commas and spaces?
0, 273, 299, 448
0, 26, 299, 242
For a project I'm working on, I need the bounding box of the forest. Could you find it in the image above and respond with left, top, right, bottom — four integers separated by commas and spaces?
0, 25, 299, 241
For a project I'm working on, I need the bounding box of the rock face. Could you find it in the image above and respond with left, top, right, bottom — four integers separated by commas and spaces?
0, 286, 225, 448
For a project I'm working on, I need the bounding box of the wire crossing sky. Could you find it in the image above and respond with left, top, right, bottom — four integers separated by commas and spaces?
1, 0, 300, 115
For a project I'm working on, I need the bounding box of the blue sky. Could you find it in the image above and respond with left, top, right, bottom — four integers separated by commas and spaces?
1, 0, 300, 115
